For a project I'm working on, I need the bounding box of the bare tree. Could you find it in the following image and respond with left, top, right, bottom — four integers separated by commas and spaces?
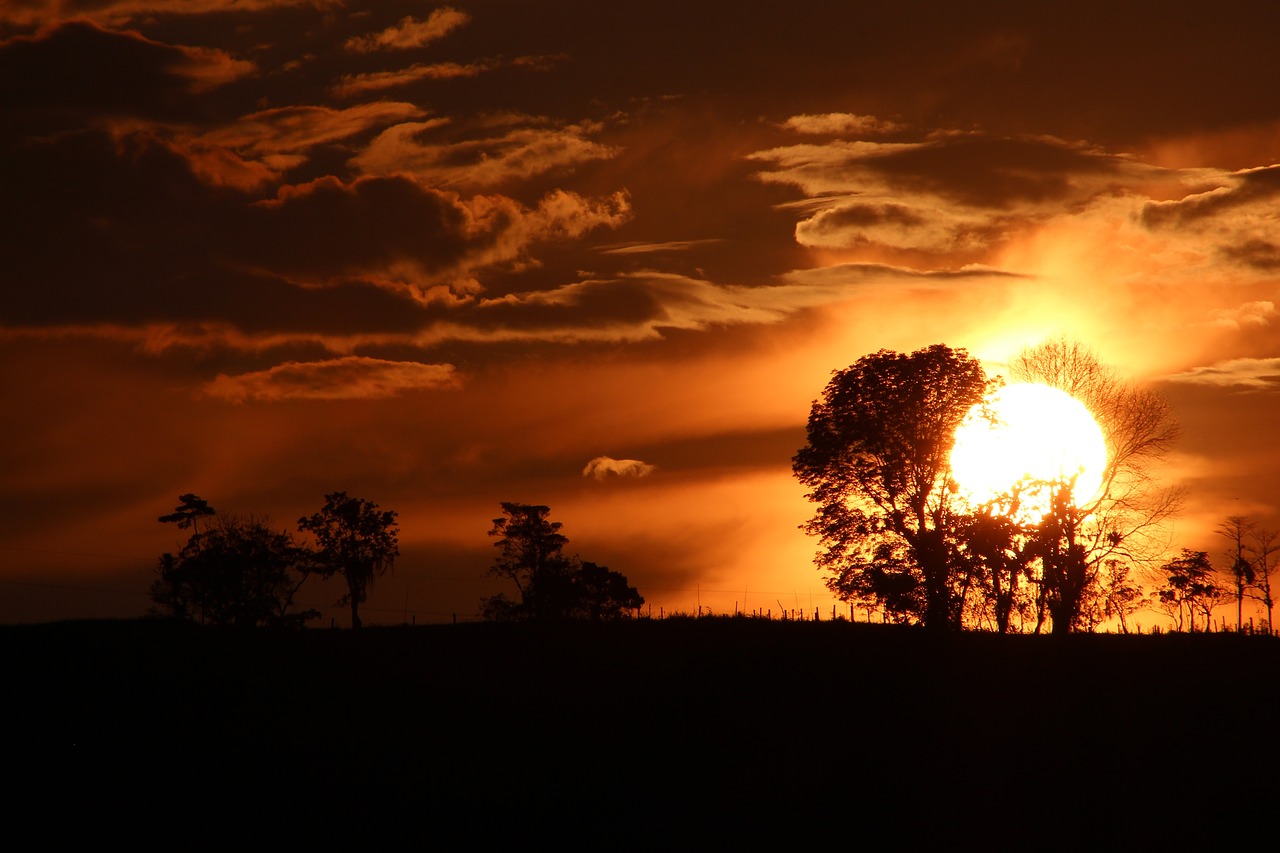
1008, 337, 1181, 633
1252, 527, 1278, 634
1218, 515, 1257, 632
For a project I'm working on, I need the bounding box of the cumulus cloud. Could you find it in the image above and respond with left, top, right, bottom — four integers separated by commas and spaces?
1164, 358, 1280, 391
583, 456, 655, 480
351, 120, 616, 187
203, 357, 460, 402
344, 7, 470, 53
782, 113, 903, 136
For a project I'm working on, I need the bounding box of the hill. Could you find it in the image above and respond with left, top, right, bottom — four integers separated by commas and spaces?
7, 618, 1277, 845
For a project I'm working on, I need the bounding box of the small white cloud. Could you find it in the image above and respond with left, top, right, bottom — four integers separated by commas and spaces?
582, 456, 655, 480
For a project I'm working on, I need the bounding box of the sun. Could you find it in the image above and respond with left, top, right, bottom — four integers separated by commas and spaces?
949, 383, 1107, 518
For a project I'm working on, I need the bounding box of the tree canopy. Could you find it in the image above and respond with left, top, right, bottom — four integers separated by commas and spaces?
484, 502, 643, 621
151, 504, 316, 628
299, 492, 399, 629
793, 344, 992, 630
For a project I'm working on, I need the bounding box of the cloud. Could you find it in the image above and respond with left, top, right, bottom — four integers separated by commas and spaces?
242, 178, 631, 294
0, 21, 254, 118
1208, 301, 1279, 330
1140, 166, 1280, 272
750, 132, 1196, 257
583, 456, 655, 480
599, 239, 724, 255
1163, 358, 1280, 391
1, 0, 320, 28
410, 265, 1016, 346
131, 102, 426, 189
782, 113, 903, 136
332, 61, 494, 97
351, 119, 616, 187
203, 357, 460, 402
344, 7, 470, 53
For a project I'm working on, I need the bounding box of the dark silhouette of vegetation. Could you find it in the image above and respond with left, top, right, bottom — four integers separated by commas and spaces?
151, 502, 317, 628
1220, 515, 1256, 632
1007, 337, 1180, 633
1215, 515, 1279, 633
796, 339, 1182, 633
299, 492, 399, 629
793, 344, 993, 631
1154, 549, 1223, 632
158, 493, 216, 535
483, 502, 643, 620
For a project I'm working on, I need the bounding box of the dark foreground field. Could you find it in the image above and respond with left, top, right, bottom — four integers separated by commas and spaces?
8, 618, 1279, 846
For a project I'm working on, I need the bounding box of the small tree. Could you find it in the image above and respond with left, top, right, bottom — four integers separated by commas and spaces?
1154, 550, 1222, 632
151, 513, 317, 628
483, 503, 643, 620
158, 493, 216, 538
1252, 528, 1278, 634
1218, 516, 1257, 632
299, 492, 399, 629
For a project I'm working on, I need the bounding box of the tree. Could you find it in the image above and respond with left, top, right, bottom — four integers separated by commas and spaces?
158, 493, 216, 537
1154, 550, 1223, 632
483, 503, 644, 620
1218, 515, 1257, 632
1252, 527, 1278, 634
793, 345, 993, 630
298, 492, 399, 629
150, 513, 317, 628
1008, 337, 1181, 633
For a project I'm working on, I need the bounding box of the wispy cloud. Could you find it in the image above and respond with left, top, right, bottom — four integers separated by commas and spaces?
1164, 358, 1280, 391
344, 7, 470, 53
351, 118, 612, 187
203, 356, 460, 402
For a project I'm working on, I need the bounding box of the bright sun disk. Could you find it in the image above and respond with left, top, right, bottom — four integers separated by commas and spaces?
950, 383, 1107, 518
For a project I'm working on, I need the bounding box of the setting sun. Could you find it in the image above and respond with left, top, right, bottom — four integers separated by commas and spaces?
950, 383, 1107, 518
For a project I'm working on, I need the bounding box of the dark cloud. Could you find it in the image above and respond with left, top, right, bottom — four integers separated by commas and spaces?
1220, 240, 1280, 272
0, 20, 252, 124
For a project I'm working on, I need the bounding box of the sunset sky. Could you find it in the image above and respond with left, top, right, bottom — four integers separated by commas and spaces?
5, 1, 1280, 626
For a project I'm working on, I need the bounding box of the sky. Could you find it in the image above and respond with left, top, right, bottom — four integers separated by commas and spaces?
4, 1, 1280, 626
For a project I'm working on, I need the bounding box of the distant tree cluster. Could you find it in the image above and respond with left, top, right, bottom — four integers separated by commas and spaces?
1148, 517, 1280, 633
482, 502, 644, 621
794, 340, 1185, 633
151, 495, 645, 628
151, 491, 398, 629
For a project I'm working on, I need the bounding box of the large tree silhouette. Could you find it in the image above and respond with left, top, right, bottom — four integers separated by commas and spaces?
483, 502, 643, 620
299, 492, 399, 629
793, 345, 992, 631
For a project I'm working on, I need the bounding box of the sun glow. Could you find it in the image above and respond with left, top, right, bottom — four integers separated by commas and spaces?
950, 383, 1107, 518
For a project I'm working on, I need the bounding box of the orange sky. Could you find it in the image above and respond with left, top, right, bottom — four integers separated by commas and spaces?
4, 1, 1280, 626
